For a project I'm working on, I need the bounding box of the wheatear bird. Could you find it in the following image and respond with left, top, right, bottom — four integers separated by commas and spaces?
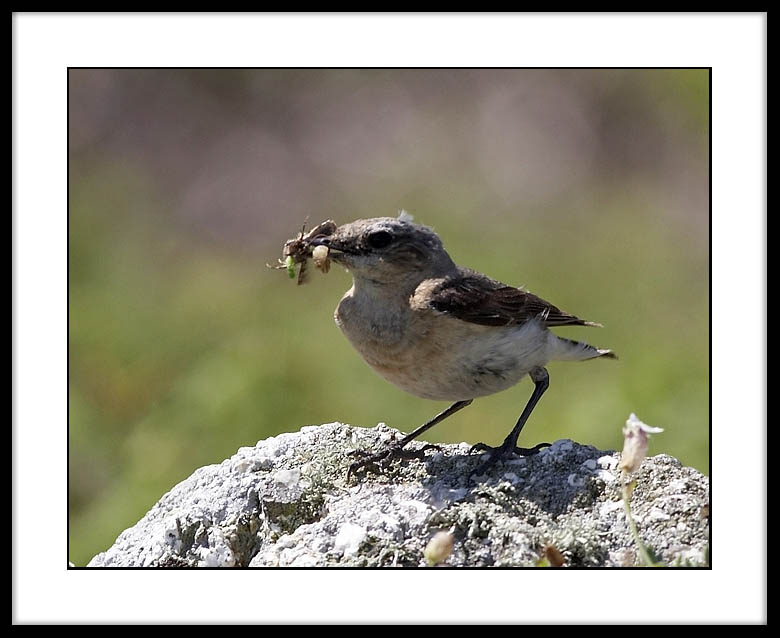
308, 213, 615, 478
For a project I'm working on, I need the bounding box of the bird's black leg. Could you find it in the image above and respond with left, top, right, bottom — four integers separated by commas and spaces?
469, 367, 551, 477
348, 399, 473, 480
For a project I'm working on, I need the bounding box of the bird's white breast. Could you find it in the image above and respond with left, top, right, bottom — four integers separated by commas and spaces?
334, 285, 554, 401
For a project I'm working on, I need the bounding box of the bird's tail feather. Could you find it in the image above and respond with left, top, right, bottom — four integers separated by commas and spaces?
550, 335, 617, 361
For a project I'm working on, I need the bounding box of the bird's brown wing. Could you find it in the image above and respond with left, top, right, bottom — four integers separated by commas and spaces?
426, 270, 598, 328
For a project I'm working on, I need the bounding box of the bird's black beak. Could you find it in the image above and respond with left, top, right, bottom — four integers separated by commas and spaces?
308, 234, 356, 256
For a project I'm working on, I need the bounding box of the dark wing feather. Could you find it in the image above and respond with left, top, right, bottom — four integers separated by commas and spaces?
427, 270, 596, 328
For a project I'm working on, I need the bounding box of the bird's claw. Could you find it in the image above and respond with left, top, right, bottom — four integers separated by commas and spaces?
468, 441, 551, 479
347, 443, 441, 480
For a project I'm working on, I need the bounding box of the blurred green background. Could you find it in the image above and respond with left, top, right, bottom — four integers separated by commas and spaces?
69, 69, 709, 565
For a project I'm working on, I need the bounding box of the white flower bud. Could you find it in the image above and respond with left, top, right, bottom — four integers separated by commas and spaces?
619, 413, 664, 475
424, 531, 454, 566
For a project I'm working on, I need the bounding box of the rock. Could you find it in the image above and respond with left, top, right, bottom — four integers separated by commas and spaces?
87, 422, 710, 567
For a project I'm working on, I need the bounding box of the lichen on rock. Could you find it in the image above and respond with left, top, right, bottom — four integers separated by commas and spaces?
87, 422, 710, 568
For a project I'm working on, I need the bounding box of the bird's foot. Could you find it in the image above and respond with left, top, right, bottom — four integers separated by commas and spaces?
468, 441, 550, 479
347, 442, 441, 481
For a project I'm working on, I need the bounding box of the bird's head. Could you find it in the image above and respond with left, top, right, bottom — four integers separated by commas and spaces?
309, 213, 454, 286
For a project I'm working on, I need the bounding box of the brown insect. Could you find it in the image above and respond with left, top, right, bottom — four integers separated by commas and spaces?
267, 218, 337, 285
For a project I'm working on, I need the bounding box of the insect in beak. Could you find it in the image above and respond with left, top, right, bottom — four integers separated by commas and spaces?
267, 218, 337, 285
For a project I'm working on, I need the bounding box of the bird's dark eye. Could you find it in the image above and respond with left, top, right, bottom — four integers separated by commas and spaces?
367, 230, 393, 249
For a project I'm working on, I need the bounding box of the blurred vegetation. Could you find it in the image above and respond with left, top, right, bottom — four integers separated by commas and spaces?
69, 69, 709, 566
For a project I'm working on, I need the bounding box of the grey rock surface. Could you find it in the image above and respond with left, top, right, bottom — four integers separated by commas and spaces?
88, 422, 710, 567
